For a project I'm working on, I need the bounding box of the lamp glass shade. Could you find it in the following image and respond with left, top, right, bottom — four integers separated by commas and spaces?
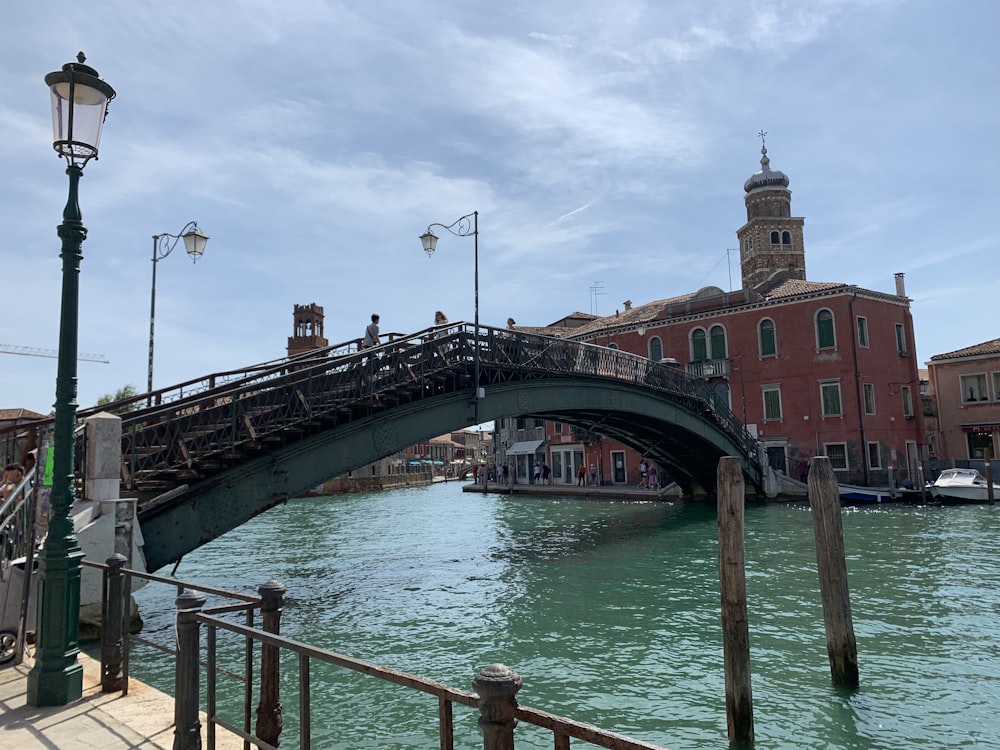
420, 231, 438, 256
182, 228, 210, 261
45, 58, 115, 166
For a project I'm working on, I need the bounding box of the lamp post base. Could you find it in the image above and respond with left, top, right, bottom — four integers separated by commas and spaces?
26, 546, 85, 706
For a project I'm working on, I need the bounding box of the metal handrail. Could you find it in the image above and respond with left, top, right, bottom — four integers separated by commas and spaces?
111, 324, 759, 496
195, 611, 671, 750
85, 559, 672, 749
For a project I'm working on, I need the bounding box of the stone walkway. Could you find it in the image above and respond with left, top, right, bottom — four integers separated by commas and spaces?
0, 652, 241, 750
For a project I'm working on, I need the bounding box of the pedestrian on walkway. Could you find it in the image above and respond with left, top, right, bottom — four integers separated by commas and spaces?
577, 464, 587, 486
542, 463, 551, 485
533, 463, 542, 484
589, 463, 597, 486
501, 464, 509, 485
648, 464, 659, 490
362, 313, 380, 348
638, 458, 649, 488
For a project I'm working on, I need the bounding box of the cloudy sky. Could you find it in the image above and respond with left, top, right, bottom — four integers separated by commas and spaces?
2, 0, 997, 413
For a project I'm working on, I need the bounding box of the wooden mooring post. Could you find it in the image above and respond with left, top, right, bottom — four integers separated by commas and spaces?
807, 456, 860, 688
716, 456, 754, 747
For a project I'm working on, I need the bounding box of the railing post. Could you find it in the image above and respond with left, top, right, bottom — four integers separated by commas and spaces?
174, 589, 207, 750
256, 580, 286, 748
101, 553, 127, 693
473, 663, 522, 750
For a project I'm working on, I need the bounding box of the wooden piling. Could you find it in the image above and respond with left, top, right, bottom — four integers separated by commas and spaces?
985, 447, 994, 505
716, 456, 754, 746
807, 456, 859, 688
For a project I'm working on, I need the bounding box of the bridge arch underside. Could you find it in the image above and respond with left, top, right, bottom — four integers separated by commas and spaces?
138, 380, 756, 572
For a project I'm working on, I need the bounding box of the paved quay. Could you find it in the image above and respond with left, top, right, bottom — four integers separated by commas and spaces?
462, 479, 685, 501
0, 652, 242, 750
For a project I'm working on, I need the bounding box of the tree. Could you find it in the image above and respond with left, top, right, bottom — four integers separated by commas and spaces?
96, 384, 139, 415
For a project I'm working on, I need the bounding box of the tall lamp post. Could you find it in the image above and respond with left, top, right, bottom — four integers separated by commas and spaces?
28, 52, 115, 707
420, 211, 480, 420
148, 223, 208, 399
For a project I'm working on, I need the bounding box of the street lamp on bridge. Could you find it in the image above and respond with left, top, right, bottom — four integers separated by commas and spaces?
419, 211, 482, 420
29, 52, 116, 707
148, 223, 209, 398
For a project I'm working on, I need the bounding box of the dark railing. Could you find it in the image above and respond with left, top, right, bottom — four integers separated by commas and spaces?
112, 324, 759, 495
1, 324, 761, 500
88, 558, 672, 749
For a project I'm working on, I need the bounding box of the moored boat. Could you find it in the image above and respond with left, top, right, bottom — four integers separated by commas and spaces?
838, 483, 903, 505
928, 468, 1000, 505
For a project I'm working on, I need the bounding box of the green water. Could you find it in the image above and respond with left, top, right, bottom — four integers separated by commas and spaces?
129, 483, 1000, 749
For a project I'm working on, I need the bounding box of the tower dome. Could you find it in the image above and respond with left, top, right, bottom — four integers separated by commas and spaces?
744, 144, 789, 193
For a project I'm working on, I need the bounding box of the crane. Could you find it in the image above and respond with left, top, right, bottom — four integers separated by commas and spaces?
0, 344, 109, 363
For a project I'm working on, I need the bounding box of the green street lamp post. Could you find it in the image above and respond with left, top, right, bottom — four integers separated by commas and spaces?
28, 52, 115, 707
148, 223, 208, 401
420, 211, 481, 421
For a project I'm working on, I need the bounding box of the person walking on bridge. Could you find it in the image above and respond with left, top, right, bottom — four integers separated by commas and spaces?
363, 313, 380, 349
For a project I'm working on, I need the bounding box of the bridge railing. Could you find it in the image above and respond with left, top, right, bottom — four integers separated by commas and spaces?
3, 323, 760, 495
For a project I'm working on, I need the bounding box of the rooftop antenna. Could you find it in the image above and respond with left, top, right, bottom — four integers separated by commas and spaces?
589, 281, 607, 315
727, 248, 738, 292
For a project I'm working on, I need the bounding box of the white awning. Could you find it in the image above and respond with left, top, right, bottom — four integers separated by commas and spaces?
506, 440, 544, 455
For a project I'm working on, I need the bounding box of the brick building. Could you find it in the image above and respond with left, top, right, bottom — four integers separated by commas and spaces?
500, 144, 925, 489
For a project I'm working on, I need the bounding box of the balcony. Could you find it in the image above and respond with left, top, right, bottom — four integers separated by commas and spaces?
686, 358, 731, 379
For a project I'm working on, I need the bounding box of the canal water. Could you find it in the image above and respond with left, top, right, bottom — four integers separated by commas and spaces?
127, 482, 1000, 749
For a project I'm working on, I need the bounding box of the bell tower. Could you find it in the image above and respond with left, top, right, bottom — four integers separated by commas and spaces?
287, 303, 328, 358
736, 132, 806, 290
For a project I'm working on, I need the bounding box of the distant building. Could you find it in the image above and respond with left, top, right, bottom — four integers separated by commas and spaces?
499, 143, 925, 489
926, 339, 1000, 460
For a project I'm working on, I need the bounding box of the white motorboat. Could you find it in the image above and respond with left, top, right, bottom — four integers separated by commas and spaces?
928, 468, 1000, 505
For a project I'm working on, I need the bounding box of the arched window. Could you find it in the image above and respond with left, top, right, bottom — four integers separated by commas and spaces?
758, 318, 776, 357
648, 336, 663, 362
781, 230, 791, 245
710, 325, 727, 360
691, 328, 707, 362
608, 342, 619, 350
816, 309, 836, 349
770, 230, 780, 244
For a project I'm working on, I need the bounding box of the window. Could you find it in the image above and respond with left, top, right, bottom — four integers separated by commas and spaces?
856, 316, 869, 348
895, 323, 907, 355
762, 386, 782, 421
902, 386, 913, 417
781, 230, 791, 245
824, 443, 848, 470
961, 373, 989, 402
608, 342, 619, 350
709, 325, 727, 360
648, 336, 663, 362
554, 422, 563, 434
770, 230, 780, 244
967, 431, 994, 460
821, 380, 842, 417
758, 318, 776, 357
867, 442, 882, 469
993, 372, 1000, 401
691, 328, 707, 362
816, 309, 836, 349
863, 383, 876, 415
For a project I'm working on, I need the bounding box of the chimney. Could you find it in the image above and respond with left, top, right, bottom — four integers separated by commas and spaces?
894, 272, 906, 297
623, 300, 632, 311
